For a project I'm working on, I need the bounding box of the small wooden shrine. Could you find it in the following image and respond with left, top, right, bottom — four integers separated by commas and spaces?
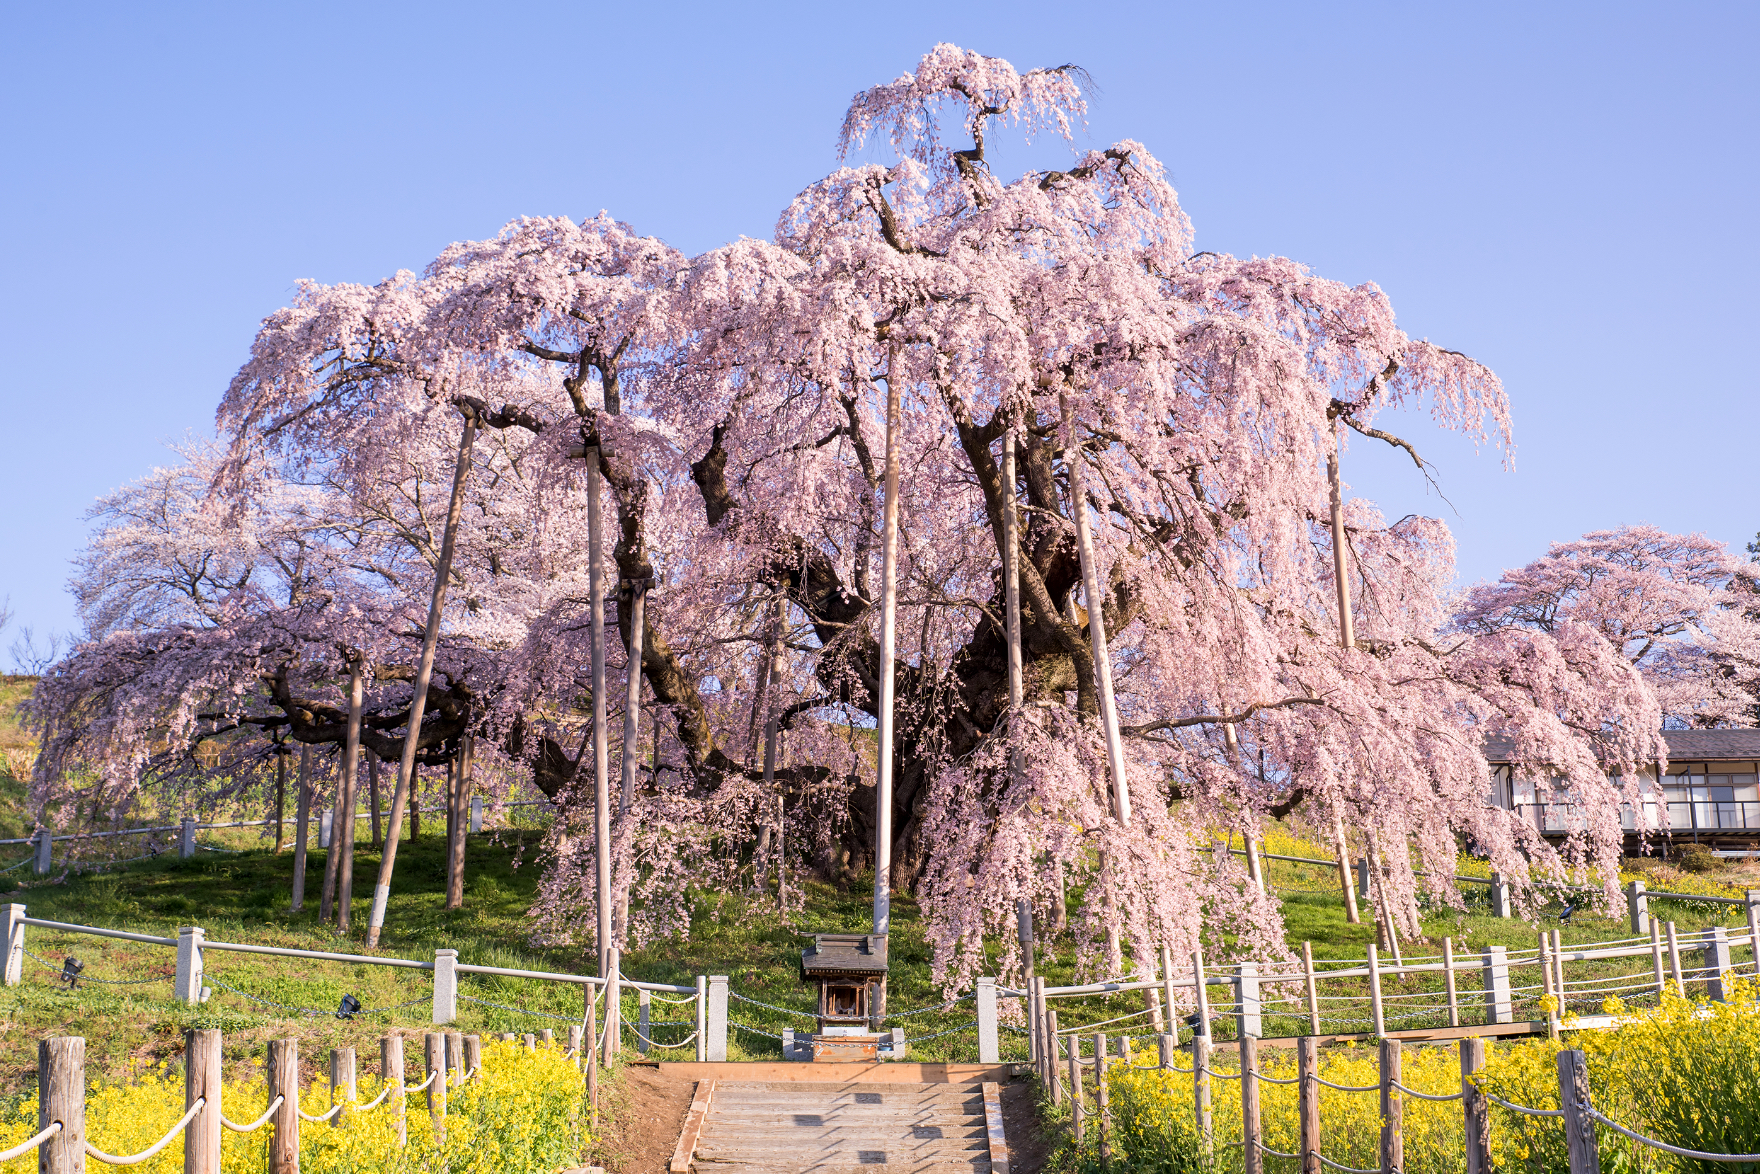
794, 932, 889, 1061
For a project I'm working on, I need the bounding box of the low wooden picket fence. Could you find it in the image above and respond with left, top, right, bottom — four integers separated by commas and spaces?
4, 1026, 594, 1173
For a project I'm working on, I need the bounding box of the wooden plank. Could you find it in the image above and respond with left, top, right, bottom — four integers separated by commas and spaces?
981, 1081, 1010, 1174
670, 1078, 717, 1174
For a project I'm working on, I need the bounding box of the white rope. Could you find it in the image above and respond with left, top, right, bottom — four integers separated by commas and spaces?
0, 1122, 61, 1162
1585, 1105, 1760, 1161
355, 1082, 398, 1112
1487, 1093, 1564, 1118
1392, 1081, 1465, 1102
221, 1096, 283, 1133
1312, 1150, 1381, 1173
406, 1070, 438, 1093
296, 1101, 343, 1123
1256, 1072, 1300, 1086
1199, 1065, 1242, 1081
1257, 1141, 1302, 1158
1313, 1077, 1380, 1093
85, 1099, 204, 1165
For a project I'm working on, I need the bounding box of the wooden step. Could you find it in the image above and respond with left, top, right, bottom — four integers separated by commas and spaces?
713, 1080, 986, 1095
694, 1163, 988, 1174
705, 1109, 986, 1127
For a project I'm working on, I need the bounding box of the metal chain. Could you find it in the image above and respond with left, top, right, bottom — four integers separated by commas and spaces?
731, 1021, 783, 1040
456, 994, 587, 1023
883, 993, 975, 1020
24, 949, 165, 986
206, 975, 426, 1018
899, 1018, 978, 1045
727, 990, 818, 1020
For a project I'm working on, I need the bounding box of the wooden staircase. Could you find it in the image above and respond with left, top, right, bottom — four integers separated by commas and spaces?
671, 1078, 1010, 1174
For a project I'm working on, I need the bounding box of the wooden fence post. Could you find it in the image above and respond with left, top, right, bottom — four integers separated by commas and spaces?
1066, 1033, 1083, 1143
1443, 937, 1460, 1027
40, 1036, 84, 1174
1034, 976, 1049, 1085
1193, 1033, 1213, 1150
1367, 943, 1385, 1038
1379, 1038, 1402, 1174
185, 1028, 222, 1174
1552, 928, 1568, 1009
522, 1033, 536, 1052
446, 1031, 465, 1088
567, 1025, 583, 1069
1556, 1048, 1600, 1173
1241, 1034, 1262, 1174
1046, 1010, 1062, 1106
1160, 943, 1179, 1036
329, 1046, 356, 1131
1302, 941, 1320, 1035
1093, 1033, 1111, 1162
464, 1035, 481, 1080
424, 1032, 446, 1137
1461, 1037, 1490, 1174
1158, 1032, 1175, 1072
1298, 1036, 1320, 1174
267, 1039, 298, 1174
604, 947, 622, 1061
1538, 929, 1557, 1034
381, 1035, 406, 1146
585, 991, 599, 1116
540, 1028, 553, 1048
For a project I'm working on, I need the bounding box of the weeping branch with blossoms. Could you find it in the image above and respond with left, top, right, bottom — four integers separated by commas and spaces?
26, 45, 1672, 993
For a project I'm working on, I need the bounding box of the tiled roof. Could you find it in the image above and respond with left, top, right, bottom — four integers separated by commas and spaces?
800, 933, 889, 978
1481, 728, 1760, 764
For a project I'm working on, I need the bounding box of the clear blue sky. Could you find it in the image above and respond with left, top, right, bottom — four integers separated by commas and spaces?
2, 1, 1755, 666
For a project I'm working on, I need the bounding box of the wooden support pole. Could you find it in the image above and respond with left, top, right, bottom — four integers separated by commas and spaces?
1367, 943, 1385, 1038
267, 1039, 298, 1174
1193, 947, 1211, 1039
1302, 941, 1320, 1035
424, 1032, 446, 1138
1666, 921, 1684, 992
1160, 943, 1180, 1037
1298, 1036, 1320, 1174
873, 351, 902, 939
464, 1034, 481, 1079
1444, 937, 1460, 1027
604, 947, 622, 1063
1093, 1033, 1111, 1163
445, 739, 472, 911
1556, 1048, 1600, 1173
615, 580, 646, 938
1462, 1037, 1490, 1174
335, 658, 363, 930
368, 754, 382, 849
1747, 890, 1760, 977
1241, 1033, 1263, 1174
291, 744, 312, 912
1379, 1038, 1403, 1174
39, 1036, 84, 1174
1552, 928, 1567, 1007
185, 1028, 222, 1174
367, 412, 478, 948
1193, 1034, 1213, 1151
540, 1028, 553, 1049
273, 745, 288, 853
1334, 816, 1360, 924
381, 1035, 405, 1146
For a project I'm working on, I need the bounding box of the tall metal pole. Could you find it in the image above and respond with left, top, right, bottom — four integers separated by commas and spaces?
874, 351, 902, 937
366, 410, 478, 948
1063, 395, 1130, 826
615, 580, 646, 942
588, 445, 612, 975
